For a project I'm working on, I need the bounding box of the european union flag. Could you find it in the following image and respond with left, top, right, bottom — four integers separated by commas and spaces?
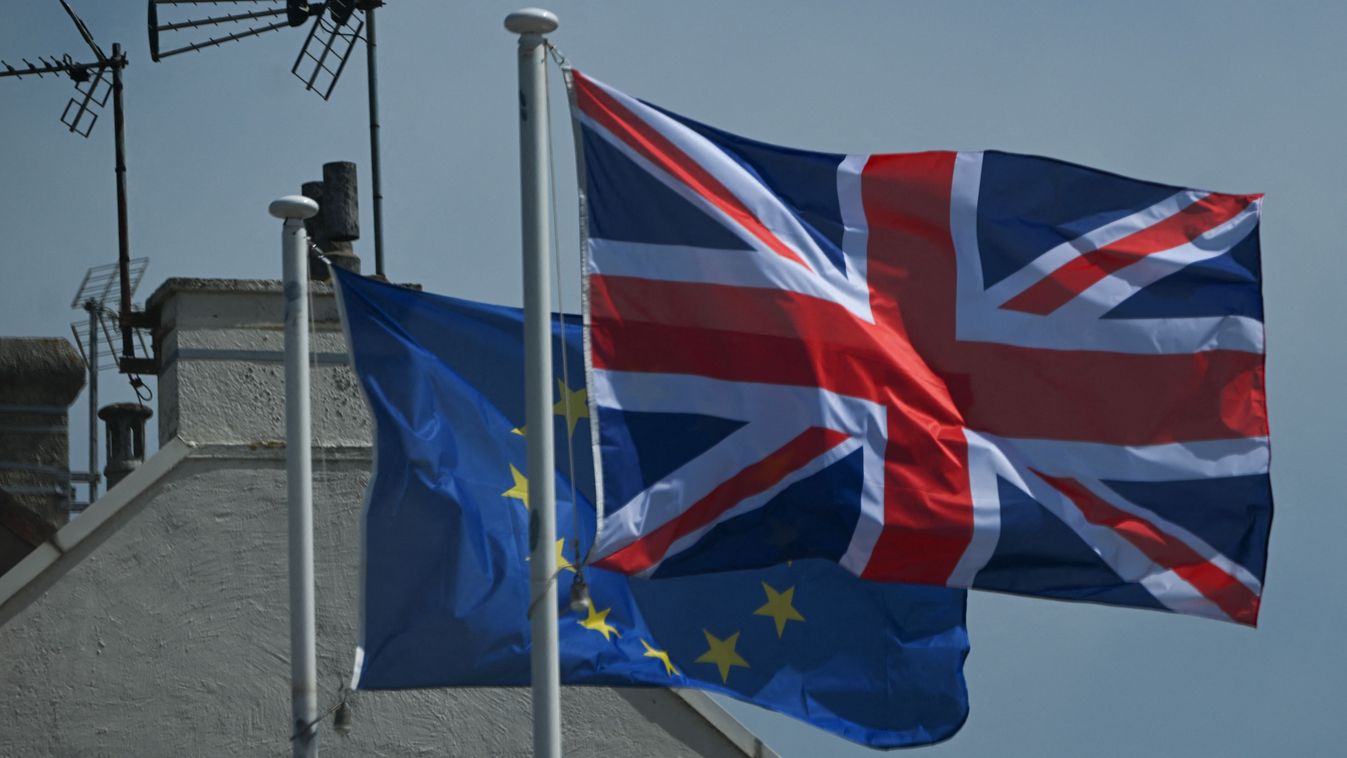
334, 267, 970, 748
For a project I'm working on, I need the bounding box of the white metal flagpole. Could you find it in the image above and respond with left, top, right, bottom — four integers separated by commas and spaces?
504, 7, 562, 758
270, 194, 321, 758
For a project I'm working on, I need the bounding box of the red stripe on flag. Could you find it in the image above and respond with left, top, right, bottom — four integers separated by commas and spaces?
1000, 193, 1257, 316
591, 275, 1268, 444
856, 151, 976, 584
589, 310, 956, 421
590, 274, 866, 342
594, 427, 852, 575
1035, 473, 1261, 625
589, 274, 919, 399
572, 71, 811, 271
950, 344, 1268, 444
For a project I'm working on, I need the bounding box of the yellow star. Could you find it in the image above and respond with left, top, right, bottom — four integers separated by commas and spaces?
753, 582, 805, 638
502, 464, 528, 509
695, 629, 749, 684
556, 538, 575, 573
511, 425, 526, 436
552, 379, 589, 437
641, 639, 680, 677
578, 604, 621, 641
524, 538, 575, 573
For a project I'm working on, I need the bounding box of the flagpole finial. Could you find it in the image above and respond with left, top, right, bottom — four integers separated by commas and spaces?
269, 195, 319, 221
504, 8, 559, 35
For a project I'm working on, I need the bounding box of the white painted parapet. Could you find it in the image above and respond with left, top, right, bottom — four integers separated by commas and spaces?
145, 278, 371, 448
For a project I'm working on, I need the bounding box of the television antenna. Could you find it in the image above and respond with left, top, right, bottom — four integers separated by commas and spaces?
1, 0, 156, 377
148, 0, 390, 277
68, 258, 151, 508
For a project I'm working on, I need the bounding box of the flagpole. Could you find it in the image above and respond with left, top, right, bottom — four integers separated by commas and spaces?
271, 194, 321, 758
505, 8, 562, 758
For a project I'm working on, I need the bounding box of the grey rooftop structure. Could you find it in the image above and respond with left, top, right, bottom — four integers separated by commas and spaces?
0, 337, 85, 574
0, 278, 773, 757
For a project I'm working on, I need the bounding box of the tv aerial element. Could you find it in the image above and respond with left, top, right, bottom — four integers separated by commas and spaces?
149, 0, 390, 279
291, 1, 363, 101
2, 1, 154, 377
147, 1, 320, 62
68, 258, 152, 509
60, 60, 112, 137
0, 52, 111, 137
1, 3, 114, 139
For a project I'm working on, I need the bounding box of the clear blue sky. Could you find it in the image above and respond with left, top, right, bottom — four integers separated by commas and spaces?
3, 1, 1344, 755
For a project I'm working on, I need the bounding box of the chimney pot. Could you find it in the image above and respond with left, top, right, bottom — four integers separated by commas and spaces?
98, 403, 153, 490
300, 181, 328, 248
321, 161, 360, 243
300, 162, 362, 281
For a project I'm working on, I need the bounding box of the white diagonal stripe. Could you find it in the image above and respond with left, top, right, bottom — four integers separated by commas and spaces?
591, 370, 887, 564
951, 151, 1265, 354
1055, 198, 1261, 321
578, 75, 874, 321
983, 189, 1205, 304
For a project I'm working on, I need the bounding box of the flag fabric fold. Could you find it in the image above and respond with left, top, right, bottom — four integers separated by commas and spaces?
333, 267, 970, 749
570, 69, 1272, 625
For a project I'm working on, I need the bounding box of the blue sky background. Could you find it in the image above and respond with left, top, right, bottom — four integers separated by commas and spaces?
3, 1, 1344, 755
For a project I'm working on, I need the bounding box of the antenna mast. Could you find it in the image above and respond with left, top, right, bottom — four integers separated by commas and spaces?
3, 1, 155, 380
364, 2, 384, 278
68, 259, 150, 508
150, 0, 390, 277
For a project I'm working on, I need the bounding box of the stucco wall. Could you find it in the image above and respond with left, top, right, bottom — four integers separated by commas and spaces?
151, 280, 371, 448
0, 450, 753, 757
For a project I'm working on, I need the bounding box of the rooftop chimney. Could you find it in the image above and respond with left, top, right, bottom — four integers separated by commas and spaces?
301, 161, 362, 280
0, 337, 85, 572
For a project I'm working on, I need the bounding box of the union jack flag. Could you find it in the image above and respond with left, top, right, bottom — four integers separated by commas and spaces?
570, 70, 1271, 625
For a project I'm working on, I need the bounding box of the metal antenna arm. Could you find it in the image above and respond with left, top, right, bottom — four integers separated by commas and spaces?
57, 0, 108, 63
0, 56, 93, 79
154, 7, 289, 34
152, 19, 292, 61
